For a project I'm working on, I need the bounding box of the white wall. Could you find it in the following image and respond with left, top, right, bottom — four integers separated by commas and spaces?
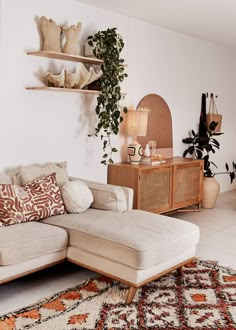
1, 0, 235, 190
127, 18, 236, 191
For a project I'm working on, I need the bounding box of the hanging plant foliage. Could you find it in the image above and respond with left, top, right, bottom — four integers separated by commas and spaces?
87, 27, 128, 165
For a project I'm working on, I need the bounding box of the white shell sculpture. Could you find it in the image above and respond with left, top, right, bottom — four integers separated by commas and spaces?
86, 67, 103, 86
44, 64, 103, 89
65, 63, 102, 89
44, 69, 65, 87
65, 63, 89, 89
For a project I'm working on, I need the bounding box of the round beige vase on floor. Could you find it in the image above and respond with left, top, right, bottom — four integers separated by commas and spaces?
202, 177, 220, 208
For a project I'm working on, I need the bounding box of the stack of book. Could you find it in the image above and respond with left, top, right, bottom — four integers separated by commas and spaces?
140, 154, 166, 165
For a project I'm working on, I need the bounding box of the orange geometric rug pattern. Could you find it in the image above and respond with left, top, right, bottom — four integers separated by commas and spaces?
0, 259, 236, 329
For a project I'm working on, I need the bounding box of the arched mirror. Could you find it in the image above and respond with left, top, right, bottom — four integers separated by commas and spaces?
137, 94, 173, 158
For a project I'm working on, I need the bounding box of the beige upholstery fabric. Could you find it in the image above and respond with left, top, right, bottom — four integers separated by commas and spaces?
5, 168, 21, 185
0, 173, 12, 184
18, 161, 69, 186
0, 250, 66, 282
61, 180, 94, 213
69, 177, 133, 212
0, 222, 68, 266
67, 246, 196, 284
42, 209, 199, 270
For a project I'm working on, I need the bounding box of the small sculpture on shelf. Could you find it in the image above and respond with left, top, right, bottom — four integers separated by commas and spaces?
62, 23, 82, 55
44, 69, 65, 88
40, 16, 62, 52
39, 16, 83, 56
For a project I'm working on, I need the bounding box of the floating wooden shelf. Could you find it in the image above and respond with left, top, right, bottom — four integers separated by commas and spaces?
25, 87, 101, 94
26, 51, 103, 65
26, 51, 127, 95
25, 86, 127, 95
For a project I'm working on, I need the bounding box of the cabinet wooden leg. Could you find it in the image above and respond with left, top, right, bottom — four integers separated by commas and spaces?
126, 286, 137, 304
177, 266, 184, 276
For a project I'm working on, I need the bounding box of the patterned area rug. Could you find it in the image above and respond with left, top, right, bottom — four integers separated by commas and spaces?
1, 259, 236, 329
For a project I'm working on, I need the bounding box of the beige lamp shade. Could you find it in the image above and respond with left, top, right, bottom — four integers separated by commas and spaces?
125, 108, 149, 137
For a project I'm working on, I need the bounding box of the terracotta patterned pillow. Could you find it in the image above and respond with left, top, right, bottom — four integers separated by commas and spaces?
0, 184, 25, 227
0, 173, 65, 226
20, 172, 65, 222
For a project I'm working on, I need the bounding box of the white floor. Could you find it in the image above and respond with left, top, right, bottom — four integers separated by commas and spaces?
169, 189, 236, 270
0, 189, 235, 316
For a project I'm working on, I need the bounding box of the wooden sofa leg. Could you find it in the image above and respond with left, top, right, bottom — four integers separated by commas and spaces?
126, 286, 137, 304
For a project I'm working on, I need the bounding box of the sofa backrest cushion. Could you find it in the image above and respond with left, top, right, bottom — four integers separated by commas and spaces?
0, 173, 65, 227
0, 173, 12, 184
61, 179, 93, 213
17, 161, 69, 187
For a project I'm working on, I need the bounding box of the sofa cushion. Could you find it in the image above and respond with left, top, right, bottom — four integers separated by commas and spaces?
61, 180, 94, 213
78, 179, 133, 212
21, 172, 65, 222
0, 184, 25, 227
18, 161, 69, 187
0, 173, 12, 184
42, 209, 199, 270
0, 173, 65, 226
0, 222, 68, 266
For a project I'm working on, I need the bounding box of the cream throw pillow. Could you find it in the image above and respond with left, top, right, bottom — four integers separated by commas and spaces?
18, 161, 69, 187
61, 180, 94, 213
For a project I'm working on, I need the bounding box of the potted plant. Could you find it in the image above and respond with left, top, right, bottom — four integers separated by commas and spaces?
182, 121, 236, 208
87, 27, 128, 165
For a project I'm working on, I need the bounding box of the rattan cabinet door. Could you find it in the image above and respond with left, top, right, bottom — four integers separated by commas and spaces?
139, 167, 172, 213
172, 163, 202, 209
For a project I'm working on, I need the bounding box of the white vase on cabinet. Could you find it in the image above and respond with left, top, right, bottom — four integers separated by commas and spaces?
144, 144, 151, 157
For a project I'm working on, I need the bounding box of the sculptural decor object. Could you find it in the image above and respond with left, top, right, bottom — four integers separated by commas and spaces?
62, 23, 82, 55
44, 69, 65, 88
40, 16, 62, 52
44, 64, 103, 89
39, 16, 82, 55
65, 63, 102, 89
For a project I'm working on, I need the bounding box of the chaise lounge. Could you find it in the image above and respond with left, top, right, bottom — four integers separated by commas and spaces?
0, 162, 200, 303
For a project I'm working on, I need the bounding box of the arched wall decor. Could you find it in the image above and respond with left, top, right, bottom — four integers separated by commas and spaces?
137, 94, 173, 158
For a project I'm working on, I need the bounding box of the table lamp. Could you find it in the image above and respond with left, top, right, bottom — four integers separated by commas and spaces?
125, 107, 150, 164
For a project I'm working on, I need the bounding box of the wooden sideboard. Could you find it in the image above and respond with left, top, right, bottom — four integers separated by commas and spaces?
107, 157, 203, 214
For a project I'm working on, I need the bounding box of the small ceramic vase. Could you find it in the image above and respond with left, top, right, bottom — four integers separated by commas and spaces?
144, 144, 151, 157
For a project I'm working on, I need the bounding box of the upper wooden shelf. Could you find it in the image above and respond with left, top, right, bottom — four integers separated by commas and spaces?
26, 51, 103, 65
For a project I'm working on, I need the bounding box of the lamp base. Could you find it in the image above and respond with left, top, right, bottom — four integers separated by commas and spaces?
128, 141, 143, 164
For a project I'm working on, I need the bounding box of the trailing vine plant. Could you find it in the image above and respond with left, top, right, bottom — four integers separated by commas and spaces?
87, 28, 127, 165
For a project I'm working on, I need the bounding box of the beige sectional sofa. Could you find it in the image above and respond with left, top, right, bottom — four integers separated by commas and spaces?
0, 163, 199, 303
